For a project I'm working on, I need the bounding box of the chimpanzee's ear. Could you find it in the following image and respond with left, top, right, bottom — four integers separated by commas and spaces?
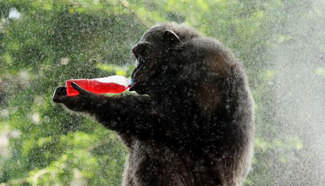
163, 30, 181, 45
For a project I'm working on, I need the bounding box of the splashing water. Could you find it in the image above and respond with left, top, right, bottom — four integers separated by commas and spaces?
271, 1, 325, 185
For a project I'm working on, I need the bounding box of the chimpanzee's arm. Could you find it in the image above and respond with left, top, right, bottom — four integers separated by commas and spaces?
53, 83, 184, 144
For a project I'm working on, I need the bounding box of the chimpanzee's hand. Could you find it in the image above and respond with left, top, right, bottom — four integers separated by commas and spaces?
52, 82, 99, 112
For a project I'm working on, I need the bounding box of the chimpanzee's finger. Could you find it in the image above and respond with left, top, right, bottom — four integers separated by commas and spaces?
71, 82, 89, 95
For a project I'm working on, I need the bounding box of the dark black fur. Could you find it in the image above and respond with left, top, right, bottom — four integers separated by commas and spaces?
53, 23, 254, 186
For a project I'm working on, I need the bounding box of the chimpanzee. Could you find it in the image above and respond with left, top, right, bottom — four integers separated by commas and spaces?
53, 23, 254, 186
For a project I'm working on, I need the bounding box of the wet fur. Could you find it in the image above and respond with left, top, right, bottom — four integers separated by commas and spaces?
55, 23, 254, 186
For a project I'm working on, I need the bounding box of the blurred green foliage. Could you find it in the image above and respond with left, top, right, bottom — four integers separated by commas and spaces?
0, 0, 324, 185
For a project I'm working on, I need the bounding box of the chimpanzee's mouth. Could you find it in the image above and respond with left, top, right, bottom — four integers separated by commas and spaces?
129, 81, 147, 94
129, 81, 137, 91
129, 58, 145, 92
